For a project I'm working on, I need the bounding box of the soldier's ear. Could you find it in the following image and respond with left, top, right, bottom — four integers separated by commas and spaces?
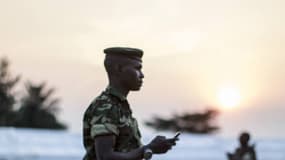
113, 63, 123, 74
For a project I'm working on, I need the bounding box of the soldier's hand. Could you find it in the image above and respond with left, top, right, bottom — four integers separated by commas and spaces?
146, 136, 175, 154
166, 136, 179, 146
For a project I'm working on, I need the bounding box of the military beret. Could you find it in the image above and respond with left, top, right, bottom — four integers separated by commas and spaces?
103, 47, 143, 59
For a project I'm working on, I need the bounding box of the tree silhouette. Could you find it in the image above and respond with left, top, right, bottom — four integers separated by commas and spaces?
145, 109, 219, 134
14, 82, 66, 130
0, 57, 20, 126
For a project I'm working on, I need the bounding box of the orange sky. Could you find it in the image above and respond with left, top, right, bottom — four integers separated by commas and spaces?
1, 0, 285, 137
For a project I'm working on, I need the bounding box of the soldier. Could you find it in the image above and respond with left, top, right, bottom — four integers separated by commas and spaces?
83, 47, 178, 160
227, 132, 257, 160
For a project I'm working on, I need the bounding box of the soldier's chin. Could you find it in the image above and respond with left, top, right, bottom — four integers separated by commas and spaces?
131, 85, 142, 91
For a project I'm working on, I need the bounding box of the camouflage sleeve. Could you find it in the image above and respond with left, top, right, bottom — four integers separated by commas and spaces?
90, 102, 120, 138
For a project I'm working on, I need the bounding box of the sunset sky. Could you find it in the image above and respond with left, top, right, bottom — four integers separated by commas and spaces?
0, 0, 285, 138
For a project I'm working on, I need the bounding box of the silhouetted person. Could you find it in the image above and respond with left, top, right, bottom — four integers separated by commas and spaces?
227, 132, 257, 160
82, 47, 178, 160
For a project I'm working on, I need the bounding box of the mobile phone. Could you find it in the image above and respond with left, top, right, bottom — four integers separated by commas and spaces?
174, 132, 181, 139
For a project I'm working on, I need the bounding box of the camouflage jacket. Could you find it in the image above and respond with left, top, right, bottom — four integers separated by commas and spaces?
228, 145, 257, 160
83, 86, 142, 160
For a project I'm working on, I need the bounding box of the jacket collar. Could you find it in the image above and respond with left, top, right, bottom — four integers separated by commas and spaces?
105, 86, 126, 101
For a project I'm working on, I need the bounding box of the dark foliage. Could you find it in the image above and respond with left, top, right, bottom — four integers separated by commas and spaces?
14, 82, 66, 129
0, 58, 20, 126
0, 57, 66, 130
145, 109, 219, 134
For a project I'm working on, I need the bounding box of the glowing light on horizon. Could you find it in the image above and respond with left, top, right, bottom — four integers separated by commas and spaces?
217, 86, 241, 109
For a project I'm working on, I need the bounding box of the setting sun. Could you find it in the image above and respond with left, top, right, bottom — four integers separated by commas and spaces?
217, 86, 241, 109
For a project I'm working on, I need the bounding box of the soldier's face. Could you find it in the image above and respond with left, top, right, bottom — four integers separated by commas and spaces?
239, 136, 249, 146
120, 59, 144, 91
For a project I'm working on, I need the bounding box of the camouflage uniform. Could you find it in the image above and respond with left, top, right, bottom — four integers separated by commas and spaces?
83, 86, 143, 160
227, 145, 257, 160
